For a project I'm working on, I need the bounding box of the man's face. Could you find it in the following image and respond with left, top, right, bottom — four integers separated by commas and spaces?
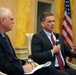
2, 12, 14, 32
41, 15, 55, 33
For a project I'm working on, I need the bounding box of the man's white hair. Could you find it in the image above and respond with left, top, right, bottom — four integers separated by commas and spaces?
0, 7, 10, 18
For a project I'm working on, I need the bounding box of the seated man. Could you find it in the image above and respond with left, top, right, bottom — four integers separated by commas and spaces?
31, 12, 76, 75
0, 7, 34, 75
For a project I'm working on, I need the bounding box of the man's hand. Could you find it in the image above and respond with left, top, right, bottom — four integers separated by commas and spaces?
23, 63, 35, 73
51, 44, 60, 54
71, 46, 76, 54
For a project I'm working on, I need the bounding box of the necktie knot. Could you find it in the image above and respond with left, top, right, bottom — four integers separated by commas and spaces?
4, 36, 6, 39
4, 36, 9, 43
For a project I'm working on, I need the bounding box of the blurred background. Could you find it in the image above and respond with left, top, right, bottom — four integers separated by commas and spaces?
0, 0, 76, 63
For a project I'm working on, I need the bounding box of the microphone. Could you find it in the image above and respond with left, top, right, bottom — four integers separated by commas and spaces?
28, 55, 33, 63
56, 34, 59, 45
56, 39, 59, 45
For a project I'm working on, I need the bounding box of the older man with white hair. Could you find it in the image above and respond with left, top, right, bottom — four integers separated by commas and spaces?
0, 7, 34, 75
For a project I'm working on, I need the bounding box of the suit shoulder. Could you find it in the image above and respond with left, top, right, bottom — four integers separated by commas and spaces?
34, 31, 46, 37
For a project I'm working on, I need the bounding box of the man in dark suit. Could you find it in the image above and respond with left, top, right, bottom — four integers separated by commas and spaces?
31, 12, 76, 75
0, 7, 34, 75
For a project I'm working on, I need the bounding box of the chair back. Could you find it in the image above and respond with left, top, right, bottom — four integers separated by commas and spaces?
26, 33, 34, 55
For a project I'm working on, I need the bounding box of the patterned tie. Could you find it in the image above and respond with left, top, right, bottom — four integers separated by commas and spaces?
4, 36, 16, 58
51, 34, 65, 71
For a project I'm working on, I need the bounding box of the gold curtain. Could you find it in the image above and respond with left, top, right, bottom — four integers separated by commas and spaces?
15, 0, 31, 47
55, 0, 65, 34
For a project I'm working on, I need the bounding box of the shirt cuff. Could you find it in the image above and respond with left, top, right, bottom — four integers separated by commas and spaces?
22, 66, 25, 73
51, 50, 54, 56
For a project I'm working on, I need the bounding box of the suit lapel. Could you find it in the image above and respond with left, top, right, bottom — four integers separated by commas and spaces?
41, 31, 53, 48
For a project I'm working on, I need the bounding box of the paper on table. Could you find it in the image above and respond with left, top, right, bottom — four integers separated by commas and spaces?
24, 61, 51, 74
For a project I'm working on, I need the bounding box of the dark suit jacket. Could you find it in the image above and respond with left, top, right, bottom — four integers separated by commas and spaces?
31, 31, 76, 66
0, 34, 24, 75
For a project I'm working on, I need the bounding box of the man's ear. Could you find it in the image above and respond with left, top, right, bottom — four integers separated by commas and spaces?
41, 21, 44, 27
0, 17, 5, 25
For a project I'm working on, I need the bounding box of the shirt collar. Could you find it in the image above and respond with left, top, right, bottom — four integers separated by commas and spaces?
0, 32, 5, 38
43, 29, 53, 36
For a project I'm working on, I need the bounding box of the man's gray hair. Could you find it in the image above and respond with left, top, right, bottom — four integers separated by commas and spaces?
0, 7, 10, 18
